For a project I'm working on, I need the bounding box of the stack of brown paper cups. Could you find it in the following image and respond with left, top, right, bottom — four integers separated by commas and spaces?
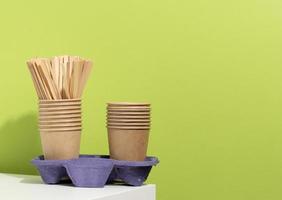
27, 56, 93, 160
107, 102, 151, 161
39, 99, 82, 160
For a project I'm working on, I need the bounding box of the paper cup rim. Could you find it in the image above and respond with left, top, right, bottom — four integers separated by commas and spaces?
40, 130, 82, 133
107, 111, 150, 115
107, 102, 150, 106
39, 98, 81, 103
107, 123, 150, 126
39, 110, 81, 115
107, 126, 150, 130
107, 106, 150, 109
39, 106, 81, 110
39, 119, 82, 123
107, 119, 150, 122
39, 127, 82, 131
39, 102, 82, 107
107, 115, 150, 119
39, 114, 82, 119
107, 108, 150, 112
39, 123, 82, 127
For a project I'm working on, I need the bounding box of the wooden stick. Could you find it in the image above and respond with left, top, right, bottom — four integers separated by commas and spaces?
35, 59, 54, 99
53, 56, 60, 99
27, 56, 93, 100
27, 61, 43, 99
45, 59, 60, 99
41, 59, 59, 99
68, 56, 73, 98
72, 61, 79, 98
64, 61, 71, 98
78, 60, 92, 97
32, 60, 48, 99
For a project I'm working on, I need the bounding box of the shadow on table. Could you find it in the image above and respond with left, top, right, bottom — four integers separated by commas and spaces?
0, 112, 41, 175
19, 176, 43, 184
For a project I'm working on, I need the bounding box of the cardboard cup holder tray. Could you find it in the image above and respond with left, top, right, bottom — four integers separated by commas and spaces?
31, 155, 159, 188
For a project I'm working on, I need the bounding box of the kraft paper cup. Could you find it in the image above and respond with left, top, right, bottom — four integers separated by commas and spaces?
106, 102, 151, 161
40, 131, 81, 160
38, 99, 82, 160
107, 128, 149, 161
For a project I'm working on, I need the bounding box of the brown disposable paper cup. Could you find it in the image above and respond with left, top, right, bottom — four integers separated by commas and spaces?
107, 128, 149, 161
38, 99, 82, 160
40, 131, 81, 160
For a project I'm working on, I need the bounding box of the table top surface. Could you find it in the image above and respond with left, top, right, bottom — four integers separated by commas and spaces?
0, 173, 155, 200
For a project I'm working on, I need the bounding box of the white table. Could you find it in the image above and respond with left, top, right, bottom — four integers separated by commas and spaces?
0, 173, 156, 200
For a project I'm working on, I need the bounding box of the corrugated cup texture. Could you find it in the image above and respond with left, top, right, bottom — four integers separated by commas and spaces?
39, 99, 82, 160
107, 102, 151, 161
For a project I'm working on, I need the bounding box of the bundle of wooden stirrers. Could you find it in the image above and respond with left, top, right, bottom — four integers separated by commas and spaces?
27, 56, 92, 99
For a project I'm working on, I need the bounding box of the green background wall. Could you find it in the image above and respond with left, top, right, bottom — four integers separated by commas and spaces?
0, 0, 281, 199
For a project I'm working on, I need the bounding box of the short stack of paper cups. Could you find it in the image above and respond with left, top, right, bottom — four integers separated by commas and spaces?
107, 102, 151, 161
39, 99, 82, 160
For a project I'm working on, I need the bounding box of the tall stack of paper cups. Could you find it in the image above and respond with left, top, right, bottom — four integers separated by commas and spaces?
39, 99, 82, 159
27, 56, 92, 160
107, 102, 151, 161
